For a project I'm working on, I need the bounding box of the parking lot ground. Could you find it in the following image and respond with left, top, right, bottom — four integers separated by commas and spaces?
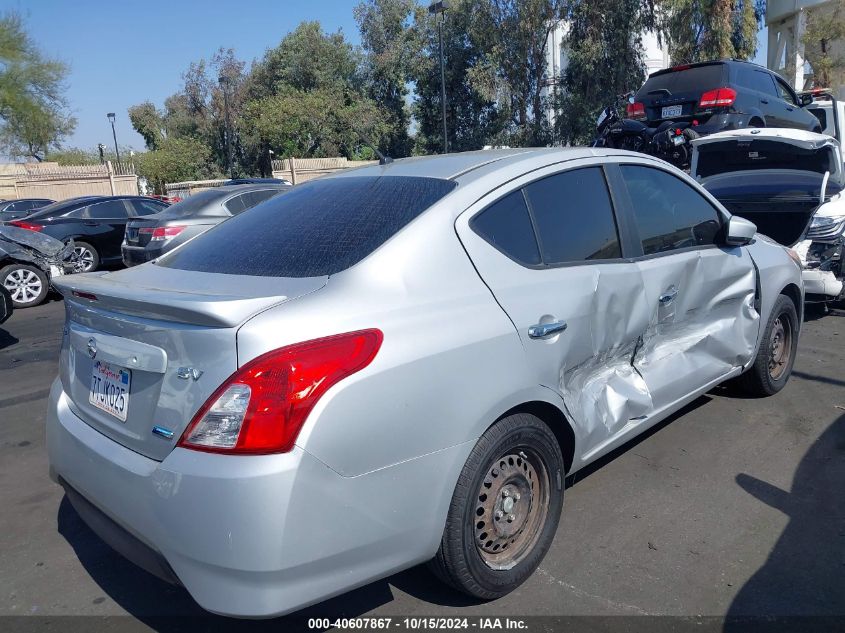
1, 299, 844, 630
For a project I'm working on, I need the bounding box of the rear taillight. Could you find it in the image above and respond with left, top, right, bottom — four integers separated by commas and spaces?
698, 87, 737, 109
177, 329, 383, 455
10, 220, 43, 232
139, 225, 186, 241
626, 101, 646, 120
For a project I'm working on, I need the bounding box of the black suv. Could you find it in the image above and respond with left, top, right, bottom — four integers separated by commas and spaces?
629, 60, 821, 135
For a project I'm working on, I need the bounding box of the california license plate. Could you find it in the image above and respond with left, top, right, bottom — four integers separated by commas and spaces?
661, 105, 683, 118
89, 361, 131, 422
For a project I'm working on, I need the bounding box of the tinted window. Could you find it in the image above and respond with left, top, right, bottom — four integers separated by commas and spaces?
524, 168, 621, 263
84, 200, 128, 219
224, 193, 250, 214
26, 197, 101, 220
156, 188, 229, 219
620, 166, 721, 255
159, 176, 457, 277
472, 191, 541, 266
128, 199, 167, 216
639, 64, 725, 95
774, 78, 797, 104
739, 67, 778, 96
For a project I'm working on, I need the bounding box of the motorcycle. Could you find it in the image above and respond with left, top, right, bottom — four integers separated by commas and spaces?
593, 92, 699, 169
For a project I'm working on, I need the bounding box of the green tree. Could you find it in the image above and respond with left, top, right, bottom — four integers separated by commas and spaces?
128, 101, 166, 150
556, 0, 656, 145
802, 0, 845, 89
0, 11, 75, 160
354, 0, 417, 157
659, 0, 763, 64
136, 137, 216, 194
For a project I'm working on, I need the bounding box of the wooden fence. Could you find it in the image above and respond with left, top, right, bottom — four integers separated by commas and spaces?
0, 161, 138, 201
163, 157, 378, 198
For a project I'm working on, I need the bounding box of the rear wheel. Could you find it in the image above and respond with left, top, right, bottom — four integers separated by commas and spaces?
736, 294, 798, 396
73, 241, 99, 272
1, 263, 49, 308
429, 413, 564, 599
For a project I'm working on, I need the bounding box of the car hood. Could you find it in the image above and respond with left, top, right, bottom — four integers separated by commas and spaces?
0, 225, 67, 257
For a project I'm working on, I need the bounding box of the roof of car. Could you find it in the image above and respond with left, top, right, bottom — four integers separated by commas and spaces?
329, 147, 617, 182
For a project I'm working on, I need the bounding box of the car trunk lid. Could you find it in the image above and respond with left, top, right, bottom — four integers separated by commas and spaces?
54, 265, 327, 461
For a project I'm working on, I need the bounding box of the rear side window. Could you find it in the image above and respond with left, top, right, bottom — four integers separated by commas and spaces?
638, 64, 725, 96
158, 176, 457, 277
83, 200, 129, 219
620, 166, 721, 255
472, 191, 541, 266
523, 167, 621, 263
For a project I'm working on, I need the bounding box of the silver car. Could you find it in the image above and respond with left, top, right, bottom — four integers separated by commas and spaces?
47, 148, 803, 617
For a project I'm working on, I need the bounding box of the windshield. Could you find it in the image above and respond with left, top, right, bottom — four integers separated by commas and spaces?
158, 176, 458, 278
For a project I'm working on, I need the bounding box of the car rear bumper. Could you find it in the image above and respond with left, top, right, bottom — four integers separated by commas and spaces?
121, 245, 163, 267
46, 378, 466, 617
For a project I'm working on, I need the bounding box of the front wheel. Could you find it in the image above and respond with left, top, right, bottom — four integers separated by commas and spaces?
1, 263, 49, 308
736, 294, 799, 396
429, 413, 564, 599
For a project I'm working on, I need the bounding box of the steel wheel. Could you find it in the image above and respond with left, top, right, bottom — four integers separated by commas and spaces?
3, 267, 43, 305
474, 449, 550, 570
768, 315, 792, 381
74, 245, 96, 272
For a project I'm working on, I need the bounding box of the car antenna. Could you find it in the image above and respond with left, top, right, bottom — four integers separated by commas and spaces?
355, 127, 393, 165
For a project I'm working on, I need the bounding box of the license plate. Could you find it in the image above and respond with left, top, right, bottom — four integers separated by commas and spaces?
89, 361, 131, 422
49, 265, 63, 278
671, 134, 686, 146
661, 105, 683, 118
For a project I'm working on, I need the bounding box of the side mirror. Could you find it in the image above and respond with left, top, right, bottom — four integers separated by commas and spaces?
724, 216, 756, 246
799, 93, 814, 107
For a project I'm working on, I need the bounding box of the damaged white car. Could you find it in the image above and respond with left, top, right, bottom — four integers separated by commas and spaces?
692, 129, 845, 303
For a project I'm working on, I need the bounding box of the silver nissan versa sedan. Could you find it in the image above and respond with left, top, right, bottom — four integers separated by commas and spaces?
47, 148, 803, 618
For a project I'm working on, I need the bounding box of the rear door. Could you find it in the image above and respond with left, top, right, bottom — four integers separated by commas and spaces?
737, 66, 780, 126
456, 161, 655, 455
613, 163, 759, 411
79, 199, 131, 259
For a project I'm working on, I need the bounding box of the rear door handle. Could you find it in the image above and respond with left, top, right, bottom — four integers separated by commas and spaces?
528, 320, 567, 339
659, 288, 679, 304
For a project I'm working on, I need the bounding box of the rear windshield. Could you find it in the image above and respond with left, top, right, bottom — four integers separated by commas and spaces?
157, 176, 458, 277
638, 64, 726, 96
155, 188, 231, 219
695, 141, 840, 179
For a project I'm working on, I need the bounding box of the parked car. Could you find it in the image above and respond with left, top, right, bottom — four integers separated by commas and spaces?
48, 148, 802, 618
0, 225, 79, 308
802, 89, 844, 149
223, 177, 292, 186
630, 60, 821, 136
122, 184, 290, 266
691, 128, 844, 303
10, 195, 169, 272
0, 198, 54, 221
0, 284, 11, 324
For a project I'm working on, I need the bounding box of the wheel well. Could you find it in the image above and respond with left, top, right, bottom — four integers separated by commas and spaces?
749, 116, 765, 127
781, 283, 803, 323
501, 401, 575, 474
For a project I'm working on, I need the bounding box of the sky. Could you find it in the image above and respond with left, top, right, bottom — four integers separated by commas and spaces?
3, 0, 768, 154
1, 0, 363, 151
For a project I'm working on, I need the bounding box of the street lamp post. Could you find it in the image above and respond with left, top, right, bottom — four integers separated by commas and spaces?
106, 113, 121, 165
219, 75, 234, 179
428, 0, 450, 154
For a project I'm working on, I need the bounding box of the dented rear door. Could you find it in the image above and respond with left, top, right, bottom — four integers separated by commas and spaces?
456, 162, 655, 456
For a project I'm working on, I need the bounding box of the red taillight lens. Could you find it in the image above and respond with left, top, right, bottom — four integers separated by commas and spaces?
139, 225, 186, 241
698, 87, 737, 109
626, 101, 646, 120
10, 220, 43, 232
177, 329, 383, 455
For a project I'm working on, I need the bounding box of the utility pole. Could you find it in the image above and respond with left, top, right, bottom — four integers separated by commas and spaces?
428, 1, 450, 154
106, 113, 121, 165
219, 75, 234, 178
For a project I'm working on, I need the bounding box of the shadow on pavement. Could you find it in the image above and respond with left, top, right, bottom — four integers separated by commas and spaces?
0, 327, 18, 350
725, 413, 845, 626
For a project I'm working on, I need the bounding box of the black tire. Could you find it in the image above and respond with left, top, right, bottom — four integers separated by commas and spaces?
1, 263, 49, 308
429, 413, 564, 600
73, 241, 99, 272
736, 294, 799, 396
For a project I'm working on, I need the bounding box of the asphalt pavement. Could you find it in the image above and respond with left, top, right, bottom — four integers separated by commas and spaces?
1, 297, 843, 631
